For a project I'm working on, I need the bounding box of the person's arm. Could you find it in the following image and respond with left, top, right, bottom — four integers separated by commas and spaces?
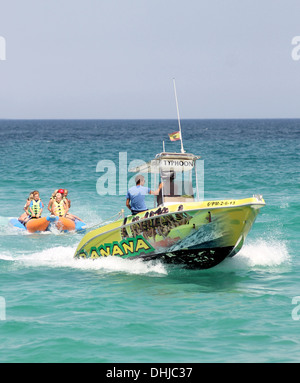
50, 200, 56, 215
24, 200, 29, 212
48, 199, 53, 212
28, 201, 34, 216
38, 202, 43, 217
126, 198, 131, 212
24, 200, 30, 214
63, 200, 69, 216
149, 183, 163, 196
126, 190, 132, 212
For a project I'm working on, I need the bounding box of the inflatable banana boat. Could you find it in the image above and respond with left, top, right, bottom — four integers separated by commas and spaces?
9, 215, 86, 233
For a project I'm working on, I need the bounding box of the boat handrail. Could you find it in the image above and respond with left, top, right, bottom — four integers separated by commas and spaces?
86, 209, 124, 231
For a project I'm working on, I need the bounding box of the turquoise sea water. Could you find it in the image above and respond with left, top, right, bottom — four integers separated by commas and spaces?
0, 119, 299, 363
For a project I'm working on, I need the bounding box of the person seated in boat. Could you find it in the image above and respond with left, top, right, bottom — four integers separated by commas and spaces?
51, 191, 83, 222
48, 189, 58, 212
126, 174, 162, 215
63, 189, 83, 222
28, 191, 43, 219
62, 189, 83, 221
174, 204, 192, 226
18, 192, 34, 224
63, 189, 71, 209
51, 191, 69, 217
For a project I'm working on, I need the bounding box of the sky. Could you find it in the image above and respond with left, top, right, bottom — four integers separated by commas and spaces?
0, 0, 300, 119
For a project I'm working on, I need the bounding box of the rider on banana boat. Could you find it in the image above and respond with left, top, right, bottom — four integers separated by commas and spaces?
18, 191, 34, 224
19, 190, 44, 225
48, 189, 59, 213
51, 191, 69, 217
29, 191, 44, 218
48, 188, 69, 213
51, 190, 83, 222
63, 189, 71, 209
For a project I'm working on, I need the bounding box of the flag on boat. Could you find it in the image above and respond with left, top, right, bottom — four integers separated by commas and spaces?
168, 131, 181, 141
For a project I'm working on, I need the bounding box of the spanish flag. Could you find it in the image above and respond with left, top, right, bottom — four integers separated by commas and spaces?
168, 131, 181, 142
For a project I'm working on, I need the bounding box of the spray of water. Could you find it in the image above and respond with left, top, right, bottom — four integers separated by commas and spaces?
0, 222, 291, 274
221, 237, 290, 270
2, 245, 168, 276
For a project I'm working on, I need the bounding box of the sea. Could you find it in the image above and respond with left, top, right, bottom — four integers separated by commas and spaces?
0, 119, 299, 364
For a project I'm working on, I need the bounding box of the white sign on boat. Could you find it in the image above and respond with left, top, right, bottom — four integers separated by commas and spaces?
129, 152, 200, 174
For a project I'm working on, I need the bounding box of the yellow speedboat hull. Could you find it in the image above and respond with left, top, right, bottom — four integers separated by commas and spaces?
74, 196, 265, 269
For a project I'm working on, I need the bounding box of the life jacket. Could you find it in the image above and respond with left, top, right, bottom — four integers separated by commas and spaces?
53, 200, 66, 217
31, 199, 42, 216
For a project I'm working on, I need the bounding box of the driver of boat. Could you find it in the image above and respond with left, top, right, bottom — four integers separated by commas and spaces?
126, 174, 162, 215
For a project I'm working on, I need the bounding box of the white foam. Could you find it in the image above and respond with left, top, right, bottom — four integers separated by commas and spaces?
0, 253, 15, 261
223, 238, 290, 269
0, 236, 291, 274
0, 216, 10, 225
13, 246, 167, 276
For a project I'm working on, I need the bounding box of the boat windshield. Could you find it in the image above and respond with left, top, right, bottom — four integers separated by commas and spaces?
129, 152, 200, 207
157, 168, 194, 205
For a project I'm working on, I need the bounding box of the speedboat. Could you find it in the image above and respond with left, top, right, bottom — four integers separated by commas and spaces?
9, 215, 86, 233
74, 150, 265, 269
74, 81, 265, 268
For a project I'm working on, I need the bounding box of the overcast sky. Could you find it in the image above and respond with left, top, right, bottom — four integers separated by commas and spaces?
0, 0, 300, 119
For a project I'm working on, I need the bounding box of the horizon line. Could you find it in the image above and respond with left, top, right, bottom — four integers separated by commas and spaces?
1, 117, 300, 121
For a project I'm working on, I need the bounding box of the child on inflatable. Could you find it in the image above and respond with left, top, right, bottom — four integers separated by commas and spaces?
28, 191, 44, 219
53, 189, 83, 222
51, 191, 68, 217
18, 192, 34, 224
63, 189, 71, 208
48, 189, 58, 213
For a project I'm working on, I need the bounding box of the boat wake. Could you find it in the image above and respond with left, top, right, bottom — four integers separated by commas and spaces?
0, 245, 168, 276
220, 237, 290, 270
0, 237, 290, 275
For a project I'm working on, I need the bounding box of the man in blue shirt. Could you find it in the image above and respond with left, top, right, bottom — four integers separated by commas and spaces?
126, 175, 162, 215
